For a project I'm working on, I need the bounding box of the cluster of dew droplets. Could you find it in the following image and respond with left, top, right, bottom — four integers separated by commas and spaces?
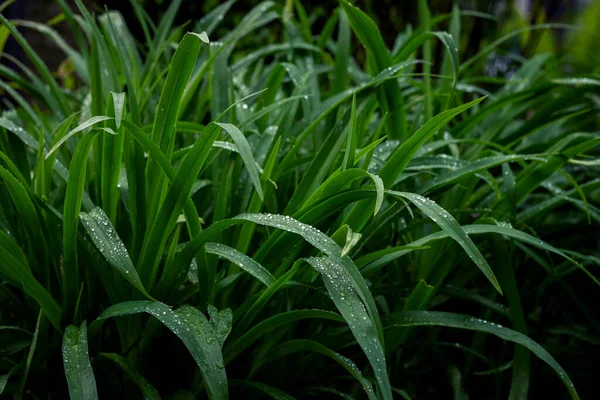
498, 220, 513, 229
187, 257, 200, 285
147, 303, 192, 338
239, 213, 340, 256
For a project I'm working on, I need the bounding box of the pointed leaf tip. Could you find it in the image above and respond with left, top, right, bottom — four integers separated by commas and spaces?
191, 31, 210, 43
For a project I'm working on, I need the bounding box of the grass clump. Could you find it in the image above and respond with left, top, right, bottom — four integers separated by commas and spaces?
0, 0, 598, 398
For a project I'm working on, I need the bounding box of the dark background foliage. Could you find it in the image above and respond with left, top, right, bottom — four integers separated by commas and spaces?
2, 0, 595, 73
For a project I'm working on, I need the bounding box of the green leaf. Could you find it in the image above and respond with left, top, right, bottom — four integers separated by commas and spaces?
62, 322, 99, 400
146, 31, 208, 226
45, 116, 112, 158
205, 242, 275, 287
283, 107, 351, 214
306, 256, 391, 400
214, 122, 264, 200
331, 10, 350, 94
80, 207, 154, 299
207, 304, 232, 348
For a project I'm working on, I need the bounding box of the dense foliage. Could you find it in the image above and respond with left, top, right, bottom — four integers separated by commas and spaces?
0, 0, 598, 398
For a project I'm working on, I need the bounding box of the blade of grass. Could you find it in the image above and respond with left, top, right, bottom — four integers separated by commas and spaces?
62, 322, 98, 400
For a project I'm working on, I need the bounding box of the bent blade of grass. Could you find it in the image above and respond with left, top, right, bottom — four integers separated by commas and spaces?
230, 213, 387, 395
80, 207, 154, 300
304, 168, 384, 215
385, 190, 502, 293
359, 221, 596, 284
62, 322, 98, 400
333, 224, 363, 257
205, 242, 275, 287
207, 305, 232, 348
97, 301, 227, 400
45, 116, 112, 159
384, 311, 579, 400
466, 224, 600, 286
